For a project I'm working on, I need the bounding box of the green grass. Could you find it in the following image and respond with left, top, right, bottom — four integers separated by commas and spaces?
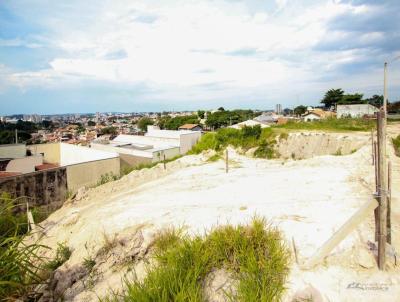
0, 194, 49, 301
393, 135, 400, 157
190, 126, 278, 159
274, 117, 375, 132
102, 218, 290, 302
96, 173, 120, 186
43, 242, 72, 271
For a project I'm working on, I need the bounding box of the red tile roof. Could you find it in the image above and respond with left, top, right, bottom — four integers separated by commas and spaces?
35, 163, 60, 171
0, 171, 22, 178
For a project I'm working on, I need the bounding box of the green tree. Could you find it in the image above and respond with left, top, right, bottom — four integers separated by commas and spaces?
205, 109, 257, 130
163, 115, 199, 130
101, 126, 118, 135
88, 120, 96, 126
197, 110, 205, 119
321, 88, 344, 108
365, 95, 383, 108
293, 105, 307, 116
137, 117, 154, 132
338, 93, 364, 104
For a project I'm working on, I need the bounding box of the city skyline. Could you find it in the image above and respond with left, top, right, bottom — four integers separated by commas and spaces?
1, 0, 399, 115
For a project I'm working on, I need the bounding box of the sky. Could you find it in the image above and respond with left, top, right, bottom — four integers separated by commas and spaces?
0, 0, 399, 114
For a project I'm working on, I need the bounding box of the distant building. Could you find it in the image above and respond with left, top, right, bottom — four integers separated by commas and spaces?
91, 128, 201, 170
275, 104, 282, 115
0, 144, 43, 176
254, 112, 279, 124
302, 109, 336, 121
229, 120, 270, 129
336, 104, 379, 118
178, 124, 203, 131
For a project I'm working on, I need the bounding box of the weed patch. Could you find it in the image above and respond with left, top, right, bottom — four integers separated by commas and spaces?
44, 242, 72, 271
103, 218, 290, 302
190, 126, 278, 159
274, 117, 374, 132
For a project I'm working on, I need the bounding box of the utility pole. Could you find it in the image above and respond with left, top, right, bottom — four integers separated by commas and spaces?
15, 129, 18, 144
383, 62, 387, 114
377, 63, 389, 272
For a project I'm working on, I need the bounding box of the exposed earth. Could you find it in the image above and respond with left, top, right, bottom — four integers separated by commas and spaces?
33, 128, 400, 301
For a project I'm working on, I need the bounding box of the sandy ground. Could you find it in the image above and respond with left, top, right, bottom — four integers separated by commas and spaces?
35, 130, 400, 302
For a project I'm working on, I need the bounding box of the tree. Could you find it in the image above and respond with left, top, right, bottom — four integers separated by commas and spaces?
205, 109, 257, 129
218, 107, 225, 111
197, 110, 205, 119
365, 95, 383, 108
100, 126, 118, 135
88, 120, 96, 127
338, 93, 364, 104
137, 117, 154, 132
283, 108, 291, 116
160, 115, 199, 130
321, 88, 344, 108
293, 105, 307, 116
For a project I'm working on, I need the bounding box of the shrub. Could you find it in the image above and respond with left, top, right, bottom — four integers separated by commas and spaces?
103, 218, 290, 302
190, 126, 277, 158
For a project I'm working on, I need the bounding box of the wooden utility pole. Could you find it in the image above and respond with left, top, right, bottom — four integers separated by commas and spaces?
371, 129, 375, 165
374, 140, 379, 242
377, 109, 388, 270
163, 154, 166, 170
387, 161, 392, 244
225, 149, 229, 173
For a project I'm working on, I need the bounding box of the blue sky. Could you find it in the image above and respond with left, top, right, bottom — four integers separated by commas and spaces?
0, 0, 399, 114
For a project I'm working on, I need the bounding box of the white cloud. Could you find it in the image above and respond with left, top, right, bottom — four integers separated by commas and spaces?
2, 0, 398, 106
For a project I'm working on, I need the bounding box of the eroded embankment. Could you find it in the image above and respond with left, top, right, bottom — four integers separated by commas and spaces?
275, 132, 369, 160
31, 131, 400, 302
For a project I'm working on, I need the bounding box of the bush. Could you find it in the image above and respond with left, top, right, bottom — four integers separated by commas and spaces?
103, 218, 289, 302
190, 126, 277, 159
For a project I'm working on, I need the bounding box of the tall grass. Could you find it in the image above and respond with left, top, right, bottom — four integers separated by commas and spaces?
274, 117, 375, 132
190, 126, 278, 159
103, 218, 290, 302
0, 194, 49, 301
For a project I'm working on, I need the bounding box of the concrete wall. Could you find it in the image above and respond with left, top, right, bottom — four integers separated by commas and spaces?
151, 147, 181, 163
92, 141, 180, 169
0, 167, 67, 210
66, 157, 120, 191
60, 143, 119, 166
28, 143, 61, 164
120, 153, 152, 170
0, 144, 26, 158
337, 104, 379, 118
6, 155, 43, 173
114, 134, 180, 148
179, 132, 202, 154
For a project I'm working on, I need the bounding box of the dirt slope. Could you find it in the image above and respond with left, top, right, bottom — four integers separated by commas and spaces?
34, 131, 400, 302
